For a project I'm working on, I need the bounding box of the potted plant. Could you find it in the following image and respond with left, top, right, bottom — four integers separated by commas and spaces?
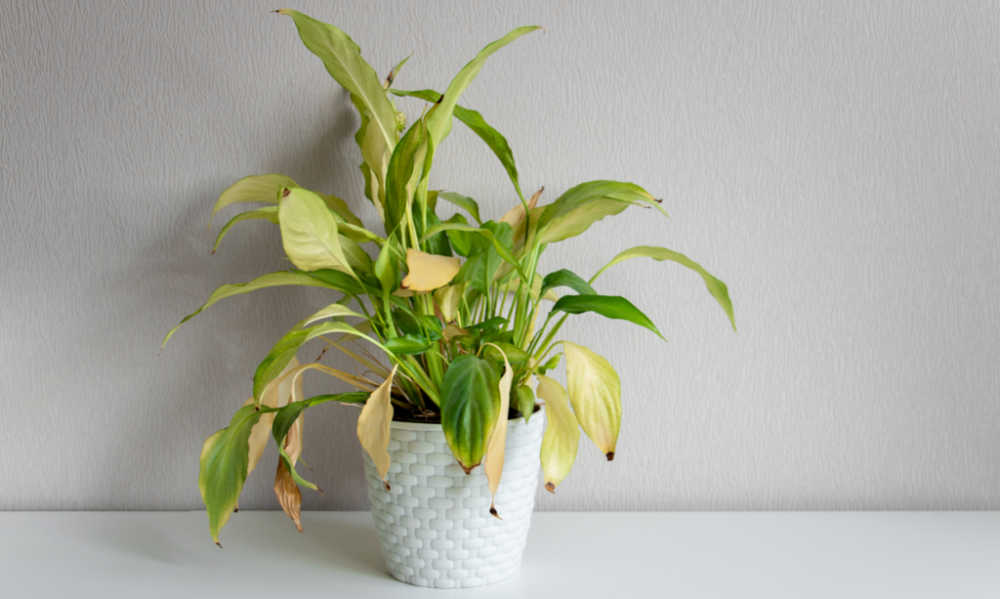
164, 9, 734, 588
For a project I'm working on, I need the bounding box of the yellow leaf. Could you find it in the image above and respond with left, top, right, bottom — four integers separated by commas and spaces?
433, 282, 466, 323
536, 375, 580, 492
357, 367, 398, 488
483, 347, 513, 517
278, 187, 355, 275
400, 249, 461, 292
563, 341, 621, 460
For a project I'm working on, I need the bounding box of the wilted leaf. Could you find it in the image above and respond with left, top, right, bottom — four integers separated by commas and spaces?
357, 367, 398, 489
536, 375, 580, 492
484, 346, 513, 516
302, 302, 365, 326
535, 180, 666, 245
246, 358, 299, 478
274, 370, 305, 531
563, 342, 621, 460
500, 186, 542, 245
401, 249, 461, 292
212, 206, 279, 254
199, 405, 264, 545
433, 282, 466, 323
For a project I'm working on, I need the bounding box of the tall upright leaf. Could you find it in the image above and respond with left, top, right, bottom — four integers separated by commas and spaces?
591, 245, 736, 330
423, 26, 540, 149
277, 10, 399, 211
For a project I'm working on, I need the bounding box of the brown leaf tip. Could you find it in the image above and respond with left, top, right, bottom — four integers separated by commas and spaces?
544, 481, 556, 493
281, 187, 291, 198
605, 451, 615, 461
383, 480, 391, 492
215, 542, 223, 549
233, 507, 239, 513
489, 505, 502, 520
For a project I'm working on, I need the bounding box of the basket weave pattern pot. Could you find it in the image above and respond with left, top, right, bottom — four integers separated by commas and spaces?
363, 408, 544, 588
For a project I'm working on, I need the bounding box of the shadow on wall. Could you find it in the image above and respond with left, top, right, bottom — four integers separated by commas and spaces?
92, 94, 374, 510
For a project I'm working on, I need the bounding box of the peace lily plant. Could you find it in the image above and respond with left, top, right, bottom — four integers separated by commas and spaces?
164, 10, 735, 547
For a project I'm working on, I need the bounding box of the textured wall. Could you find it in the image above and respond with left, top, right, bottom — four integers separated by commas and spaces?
2, 0, 998, 511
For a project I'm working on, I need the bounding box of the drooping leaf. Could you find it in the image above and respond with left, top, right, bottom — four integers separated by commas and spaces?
199, 405, 263, 545
401, 249, 461, 292
591, 245, 735, 330
246, 358, 299, 478
440, 355, 501, 472
539, 268, 596, 299
277, 10, 398, 212
536, 374, 580, 492
210, 174, 296, 223
212, 206, 279, 254
551, 294, 663, 340
484, 346, 513, 516
423, 26, 541, 149
162, 271, 349, 346
563, 342, 621, 460
273, 368, 305, 531
535, 180, 666, 245
302, 268, 367, 296
357, 367, 397, 489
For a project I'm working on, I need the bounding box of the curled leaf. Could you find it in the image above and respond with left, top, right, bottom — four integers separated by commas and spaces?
536, 375, 579, 492
210, 174, 296, 224
357, 367, 398, 488
246, 357, 299, 478
563, 342, 621, 459
274, 370, 305, 531
401, 249, 461, 292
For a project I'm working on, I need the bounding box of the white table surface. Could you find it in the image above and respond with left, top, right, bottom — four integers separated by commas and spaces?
1, 511, 998, 597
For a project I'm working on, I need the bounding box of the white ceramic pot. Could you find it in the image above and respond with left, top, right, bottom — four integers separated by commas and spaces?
363, 407, 545, 588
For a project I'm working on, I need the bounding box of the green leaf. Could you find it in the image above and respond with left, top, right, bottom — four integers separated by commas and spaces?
278, 187, 355, 276
393, 88, 523, 202
321, 193, 364, 228
535, 180, 667, 245
513, 384, 535, 421
539, 269, 596, 299
374, 236, 401, 293
199, 405, 263, 545
302, 302, 364, 326
384, 118, 434, 236
436, 190, 482, 225
383, 335, 432, 355
440, 354, 501, 472
277, 10, 398, 211
551, 294, 664, 340
423, 26, 541, 150
421, 221, 520, 273
591, 245, 735, 330
302, 269, 366, 296
563, 342, 620, 460
162, 271, 348, 346
210, 174, 296, 223
212, 206, 279, 254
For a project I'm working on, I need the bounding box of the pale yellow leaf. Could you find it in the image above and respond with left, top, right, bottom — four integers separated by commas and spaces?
563, 341, 621, 459
500, 186, 542, 245
484, 347, 513, 517
278, 187, 355, 275
433, 282, 466, 323
357, 366, 398, 488
401, 249, 461, 292
536, 375, 580, 492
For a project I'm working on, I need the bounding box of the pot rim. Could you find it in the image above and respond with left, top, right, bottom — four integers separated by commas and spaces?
389, 405, 544, 431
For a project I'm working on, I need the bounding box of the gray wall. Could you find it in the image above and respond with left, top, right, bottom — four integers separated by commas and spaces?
2, 0, 998, 511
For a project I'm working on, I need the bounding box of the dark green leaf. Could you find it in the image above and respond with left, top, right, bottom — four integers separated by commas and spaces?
199, 405, 263, 544
540, 269, 596, 299
551, 294, 664, 340
513, 384, 535, 422
440, 355, 501, 472
384, 335, 433, 355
